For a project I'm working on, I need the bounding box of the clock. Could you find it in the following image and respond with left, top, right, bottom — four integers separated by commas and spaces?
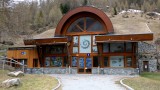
80, 39, 90, 49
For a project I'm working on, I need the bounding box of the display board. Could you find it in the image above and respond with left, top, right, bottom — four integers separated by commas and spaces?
80, 35, 91, 53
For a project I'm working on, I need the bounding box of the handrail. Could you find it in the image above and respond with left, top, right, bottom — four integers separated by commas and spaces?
0, 56, 27, 72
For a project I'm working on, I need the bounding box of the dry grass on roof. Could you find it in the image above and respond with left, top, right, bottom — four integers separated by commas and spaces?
33, 28, 55, 39
110, 13, 160, 42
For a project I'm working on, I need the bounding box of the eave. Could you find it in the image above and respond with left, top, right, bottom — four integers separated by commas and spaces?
95, 33, 153, 43
24, 37, 68, 45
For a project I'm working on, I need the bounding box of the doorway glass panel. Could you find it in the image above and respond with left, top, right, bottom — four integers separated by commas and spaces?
79, 58, 84, 68
86, 58, 92, 68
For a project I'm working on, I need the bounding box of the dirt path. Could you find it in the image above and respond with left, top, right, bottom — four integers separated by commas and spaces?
51, 74, 129, 90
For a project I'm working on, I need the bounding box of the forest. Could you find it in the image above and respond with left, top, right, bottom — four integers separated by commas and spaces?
0, 0, 160, 42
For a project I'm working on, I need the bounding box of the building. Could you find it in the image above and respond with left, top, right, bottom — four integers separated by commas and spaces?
7, 6, 154, 75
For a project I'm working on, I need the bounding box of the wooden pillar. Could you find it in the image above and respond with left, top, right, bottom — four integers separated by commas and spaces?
97, 43, 103, 68
37, 45, 43, 67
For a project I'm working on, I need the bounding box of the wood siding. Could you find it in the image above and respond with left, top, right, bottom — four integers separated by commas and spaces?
7, 49, 39, 68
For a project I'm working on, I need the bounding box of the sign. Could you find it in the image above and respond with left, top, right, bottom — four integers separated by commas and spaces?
21, 52, 26, 55
87, 53, 90, 56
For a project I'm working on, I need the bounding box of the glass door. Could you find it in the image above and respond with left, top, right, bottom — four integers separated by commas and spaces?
78, 57, 92, 74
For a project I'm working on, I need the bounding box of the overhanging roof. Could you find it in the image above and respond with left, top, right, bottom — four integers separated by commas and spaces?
24, 37, 67, 45
95, 33, 153, 43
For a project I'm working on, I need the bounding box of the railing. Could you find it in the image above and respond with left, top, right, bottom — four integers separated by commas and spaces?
0, 56, 27, 72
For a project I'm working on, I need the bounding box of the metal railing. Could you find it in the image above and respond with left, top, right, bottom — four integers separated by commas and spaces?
0, 56, 27, 72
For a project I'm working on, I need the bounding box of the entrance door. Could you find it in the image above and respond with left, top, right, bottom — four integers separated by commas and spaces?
143, 61, 149, 72
78, 57, 92, 74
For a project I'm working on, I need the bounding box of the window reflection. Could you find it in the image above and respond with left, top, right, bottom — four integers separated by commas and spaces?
110, 43, 124, 52
126, 42, 132, 52
110, 56, 124, 67
72, 57, 77, 67
67, 17, 104, 33
103, 43, 109, 52
126, 56, 132, 67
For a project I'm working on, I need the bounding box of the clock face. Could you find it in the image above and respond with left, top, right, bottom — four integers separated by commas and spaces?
81, 39, 90, 49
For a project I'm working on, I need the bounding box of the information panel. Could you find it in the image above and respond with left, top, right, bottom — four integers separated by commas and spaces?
80, 35, 91, 53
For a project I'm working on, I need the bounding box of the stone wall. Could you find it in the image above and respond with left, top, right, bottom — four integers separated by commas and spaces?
138, 59, 157, 72
138, 42, 157, 72
25, 67, 138, 75
92, 68, 138, 75
25, 67, 78, 74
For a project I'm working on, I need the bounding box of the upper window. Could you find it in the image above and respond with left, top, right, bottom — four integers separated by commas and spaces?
67, 17, 105, 33
126, 42, 132, 52
110, 43, 124, 52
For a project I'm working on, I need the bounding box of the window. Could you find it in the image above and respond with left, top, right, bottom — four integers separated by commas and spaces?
33, 59, 38, 67
93, 56, 99, 67
73, 47, 78, 53
67, 17, 104, 33
103, 43, 109, 52
110, 43, 124, 52
126, 56, 132, 67
72, 57, 77, 67
63, 56, 68, 67
51, 57, 62, 67
110, 56, 124, 67
126, 42, 132, 52
45, 57, 50, 67
92, 46, 98, 53
45, 45, 64, 54
104, 57, 109, 67
73, 36, 78, 46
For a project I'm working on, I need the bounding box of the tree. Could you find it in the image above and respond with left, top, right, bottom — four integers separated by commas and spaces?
83, 0, 88, 6
60, 3, 70, 14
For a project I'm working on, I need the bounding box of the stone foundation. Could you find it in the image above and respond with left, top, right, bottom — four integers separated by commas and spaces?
25, 67, 138, 75
92, 68, 138, 75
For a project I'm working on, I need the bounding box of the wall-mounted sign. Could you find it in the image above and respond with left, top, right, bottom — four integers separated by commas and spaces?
80, 35, 91, 53
21, 52, 26, 55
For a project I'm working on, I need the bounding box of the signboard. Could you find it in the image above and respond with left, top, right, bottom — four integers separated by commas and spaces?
21, 52, 26, 55
80, 35, 91, 53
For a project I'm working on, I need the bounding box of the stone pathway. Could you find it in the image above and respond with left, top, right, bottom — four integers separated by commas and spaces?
51, 74, 131, 90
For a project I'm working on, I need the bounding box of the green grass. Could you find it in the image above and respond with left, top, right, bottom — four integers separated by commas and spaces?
0, 70, 59, 90
140, 72, 160, 81
123, 72, 160, 90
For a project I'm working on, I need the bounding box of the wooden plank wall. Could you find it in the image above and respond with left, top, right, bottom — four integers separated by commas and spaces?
7, 49, 39, 68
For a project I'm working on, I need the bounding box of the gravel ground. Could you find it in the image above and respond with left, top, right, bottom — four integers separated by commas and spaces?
51, 74, 130, 90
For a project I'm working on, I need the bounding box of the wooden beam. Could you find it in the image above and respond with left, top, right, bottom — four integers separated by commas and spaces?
24, 38, 68, 45
95, 33, 153, 42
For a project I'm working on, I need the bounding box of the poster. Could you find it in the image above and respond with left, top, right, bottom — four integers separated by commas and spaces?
110, 56, 124, 67
72, 57, 77, 67
80, 35, 91, 53
73, 36, 78, 46
45, 57, 50, 67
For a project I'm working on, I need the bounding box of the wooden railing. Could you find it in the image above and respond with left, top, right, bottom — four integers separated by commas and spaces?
0, 56, 27, 72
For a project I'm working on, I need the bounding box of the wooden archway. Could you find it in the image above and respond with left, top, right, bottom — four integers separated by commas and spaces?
55, 6, 114, 36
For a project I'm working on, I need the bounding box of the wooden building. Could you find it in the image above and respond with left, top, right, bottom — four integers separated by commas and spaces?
7, 6, 153, 74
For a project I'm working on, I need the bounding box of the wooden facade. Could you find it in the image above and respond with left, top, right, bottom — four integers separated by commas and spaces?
7, 46, 39, 68
7, 6, 153, 74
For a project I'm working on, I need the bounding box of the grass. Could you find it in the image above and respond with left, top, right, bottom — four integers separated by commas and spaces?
123, 72, 160, 90
0, 70, 59, 90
